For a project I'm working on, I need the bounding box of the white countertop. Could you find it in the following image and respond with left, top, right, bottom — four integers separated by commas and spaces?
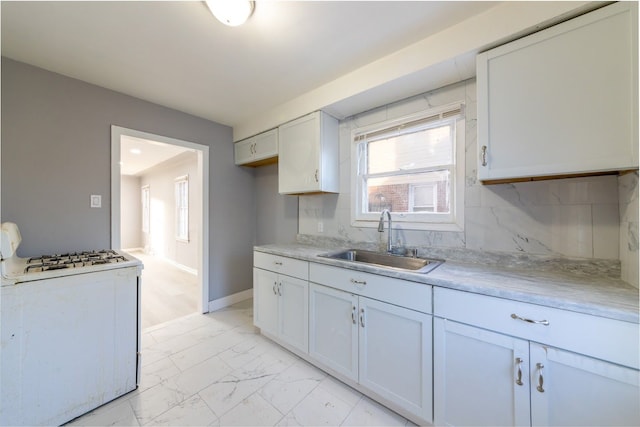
254, 244, 639, 323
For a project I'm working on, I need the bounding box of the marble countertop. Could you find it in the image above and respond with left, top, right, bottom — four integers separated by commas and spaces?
254, 244, 639, 323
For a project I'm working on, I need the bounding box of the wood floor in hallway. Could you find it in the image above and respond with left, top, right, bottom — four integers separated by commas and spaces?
130, 251, 199, 330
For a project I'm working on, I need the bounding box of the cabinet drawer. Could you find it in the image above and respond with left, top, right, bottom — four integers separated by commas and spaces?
434, 287, 639, 369
254, 252, 308, 280
309, 263, 431, 314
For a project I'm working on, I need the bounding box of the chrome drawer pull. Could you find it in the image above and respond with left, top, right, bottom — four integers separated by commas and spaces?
536, 363, 545, 393
350, 278, 367, 285
515, 357, 524, 386
274, 261, 283, 266
511, 313, 549, 326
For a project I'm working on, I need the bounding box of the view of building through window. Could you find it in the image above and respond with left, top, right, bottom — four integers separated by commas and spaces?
364, 124, 453, 215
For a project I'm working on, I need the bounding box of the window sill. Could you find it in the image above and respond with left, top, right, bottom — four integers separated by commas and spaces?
351, 218, 463, 232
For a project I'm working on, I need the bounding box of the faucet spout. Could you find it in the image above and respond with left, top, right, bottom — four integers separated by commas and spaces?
378, 209, 392, 252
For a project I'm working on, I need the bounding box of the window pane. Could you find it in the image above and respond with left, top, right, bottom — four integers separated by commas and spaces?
141, 187, 150, 233
365, 170, 450, 214
367, 125, 452, 174
175, 179, 188, 241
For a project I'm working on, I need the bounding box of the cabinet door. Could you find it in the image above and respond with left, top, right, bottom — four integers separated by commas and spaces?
308, 283, 358, 381
278, 112, 321, 194
234, 137, 256, 165
253, 268, 278, 336
477, 2, 638, 181
277, 275, 308, 353
252, 128, 278, 163
530, 343, 640, 427
359, 297, 433, 424
434, 318, 530, 426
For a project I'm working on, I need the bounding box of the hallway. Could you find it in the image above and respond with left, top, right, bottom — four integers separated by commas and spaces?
132, 251, 200, 329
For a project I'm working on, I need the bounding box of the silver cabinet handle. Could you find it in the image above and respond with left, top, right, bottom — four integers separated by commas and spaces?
511, 313, 549, 326
350, 278, 367, 285
314, 169, 319, 182
277, 282, 282, 296
351, 305, 357, 324
536, 363, 545, 393
359, 308, 365, 328
274, 261, 283, 266
515, 357, 524, 386
481, 145, 487, 166
272, 282, 277, 295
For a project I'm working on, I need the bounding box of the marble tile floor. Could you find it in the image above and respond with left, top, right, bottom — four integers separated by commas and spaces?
68, 299, 415, 426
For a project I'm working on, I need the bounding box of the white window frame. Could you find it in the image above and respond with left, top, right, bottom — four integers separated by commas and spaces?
141, 185, 150, 234
350, 102, 465, 232
409, 183, 438, 213
175, 175, 189, 242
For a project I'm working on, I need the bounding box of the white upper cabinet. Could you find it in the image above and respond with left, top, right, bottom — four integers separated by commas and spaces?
234, 128, 278, 166
477, 2, 638, 182
278, 111, 339, 194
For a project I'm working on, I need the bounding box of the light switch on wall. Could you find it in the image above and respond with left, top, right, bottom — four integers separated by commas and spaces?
90, 195, 102, 208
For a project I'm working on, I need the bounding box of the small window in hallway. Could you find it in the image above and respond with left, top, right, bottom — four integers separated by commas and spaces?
175, 175, 189, 241
141, 185, 150, 233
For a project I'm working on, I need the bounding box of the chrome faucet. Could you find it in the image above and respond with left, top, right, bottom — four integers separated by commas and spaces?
378, 209, 393, 253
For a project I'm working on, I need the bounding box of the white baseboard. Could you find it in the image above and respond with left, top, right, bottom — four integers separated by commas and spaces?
163, 258, 198, 276
207, 288, 253, 312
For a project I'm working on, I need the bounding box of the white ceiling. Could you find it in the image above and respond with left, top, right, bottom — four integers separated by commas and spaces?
120, 135, 193, 176
1, 1, 499, 131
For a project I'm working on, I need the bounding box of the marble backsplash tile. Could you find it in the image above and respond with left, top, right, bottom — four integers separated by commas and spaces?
619, 172, 639, 287
297, 79, 636, 282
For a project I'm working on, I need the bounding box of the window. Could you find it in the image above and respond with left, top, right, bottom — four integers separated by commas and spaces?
352, 103, 465, 231
141, 185, 150, 233
175, 175, 189, 241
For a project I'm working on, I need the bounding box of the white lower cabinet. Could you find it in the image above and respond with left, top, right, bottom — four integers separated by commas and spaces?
434, 287, 640, 427
254, 252, 639, 427
253, 253, 309, 354
308, 281, 433, 424
434, 318, 530, 426
308, 283, 358, 380
530, 344, 640, 427
357, 296, 432, 420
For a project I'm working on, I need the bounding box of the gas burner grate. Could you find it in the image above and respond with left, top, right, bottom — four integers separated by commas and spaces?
24, 250, 128, 273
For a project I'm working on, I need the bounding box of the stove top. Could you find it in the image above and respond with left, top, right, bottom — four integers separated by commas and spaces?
25, 250, 129, 273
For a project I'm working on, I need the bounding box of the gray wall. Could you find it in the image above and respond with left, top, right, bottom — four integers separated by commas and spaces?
121, 175, 142, 249
254, 163, 298, 245
1, 58, 255, 302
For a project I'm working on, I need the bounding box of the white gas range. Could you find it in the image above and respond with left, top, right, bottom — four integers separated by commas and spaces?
1, 222, 141, 284
0, 222, 143, 426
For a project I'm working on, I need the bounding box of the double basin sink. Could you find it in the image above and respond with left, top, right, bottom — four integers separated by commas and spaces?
319, 248, 443, 274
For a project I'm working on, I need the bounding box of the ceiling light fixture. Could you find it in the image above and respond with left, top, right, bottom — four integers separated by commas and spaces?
205, 1, 255, 27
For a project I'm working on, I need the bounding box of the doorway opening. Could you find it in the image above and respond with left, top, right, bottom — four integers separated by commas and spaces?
110, 126, 209, 329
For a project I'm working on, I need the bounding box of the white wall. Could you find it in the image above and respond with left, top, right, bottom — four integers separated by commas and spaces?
120, 175, 142, 250
298, 80, 632, 266
138, 151, 199, 271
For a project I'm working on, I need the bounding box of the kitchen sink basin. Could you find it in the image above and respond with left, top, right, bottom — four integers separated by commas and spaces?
319, 249, 443, 274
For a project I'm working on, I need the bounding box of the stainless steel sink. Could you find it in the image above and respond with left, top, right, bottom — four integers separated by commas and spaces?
319, 249, 444, 274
